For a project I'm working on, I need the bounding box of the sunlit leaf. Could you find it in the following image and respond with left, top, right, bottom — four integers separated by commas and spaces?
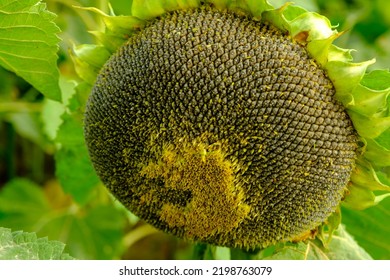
55, 146, 100, 205
0, 227, 74, 260
55, 112, 100, 204
325, 225, 373, 260
41, 77, 77, 140
0, 0, 61, 101
259, 225, 372, 260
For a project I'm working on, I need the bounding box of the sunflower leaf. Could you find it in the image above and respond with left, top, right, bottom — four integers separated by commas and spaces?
0, 0, 61, 101
342, 197, 390, 259
55, 113, 100, 204
259, 225, 372, 260
0, 178, 126, 259
0, 227, 75, 260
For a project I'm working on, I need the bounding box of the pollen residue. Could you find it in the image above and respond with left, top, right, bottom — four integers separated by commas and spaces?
140, 141, 250, 239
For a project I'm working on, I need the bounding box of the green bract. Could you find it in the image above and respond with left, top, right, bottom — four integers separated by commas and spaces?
74, 0, 390, 248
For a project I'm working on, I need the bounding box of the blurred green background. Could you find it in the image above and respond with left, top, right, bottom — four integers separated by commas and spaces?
0, 0, 389, 260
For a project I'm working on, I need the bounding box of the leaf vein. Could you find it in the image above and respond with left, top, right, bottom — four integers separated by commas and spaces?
0, 50, 50, 62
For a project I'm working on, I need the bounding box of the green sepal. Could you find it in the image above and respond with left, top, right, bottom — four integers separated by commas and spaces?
348, 111, 390, 139
206, 0, 272, 17
306, 34, 342, 66
77, 6, 145, 35
71, 44, 111, 85
344, 69, 390, 206
327, 59, 376, 105
74, 6, 145, 53
317, 207, 342, 246
289, 12, 336, 41
240, 0, 273, 18
262, 3, 302, 33
89, 30, 129, 53
344, 158, 390, 210
364, 138, 390, 167
343, 184, 376, 210
349, 84, 390, 117
350, 159, 390, 192
131, 0, 201, 20
263, 4, 335, 44
342, 183, 390, 210
131, 0, 273, 21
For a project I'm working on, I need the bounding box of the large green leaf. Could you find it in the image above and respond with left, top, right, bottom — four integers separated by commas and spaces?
0, 227, 74, 260
0, 179, 50, 229
54, 112, 100, 205
0, 178, 126, 259
342, 197, 390, 260
55, 145, 100, 204
257, 225, 372, 260
0, 0, 61, 101
196, 224, 372, 260
41, 77, 77, 140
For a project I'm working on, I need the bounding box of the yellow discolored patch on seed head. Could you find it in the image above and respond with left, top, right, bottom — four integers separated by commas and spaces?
141, 141, 251, 240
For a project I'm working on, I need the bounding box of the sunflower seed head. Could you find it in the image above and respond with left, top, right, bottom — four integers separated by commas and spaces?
84, 5, 357, 249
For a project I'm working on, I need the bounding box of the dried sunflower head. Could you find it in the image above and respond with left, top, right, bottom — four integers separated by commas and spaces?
74, 0, 390, 250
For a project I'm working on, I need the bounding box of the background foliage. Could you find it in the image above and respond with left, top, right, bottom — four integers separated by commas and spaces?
0, 0, 389, 259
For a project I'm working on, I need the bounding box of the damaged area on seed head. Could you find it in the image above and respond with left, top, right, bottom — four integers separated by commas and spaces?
140, 139, 250, 240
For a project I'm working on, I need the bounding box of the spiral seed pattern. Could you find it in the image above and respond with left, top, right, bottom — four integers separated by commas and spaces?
84, 5, 357, 248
